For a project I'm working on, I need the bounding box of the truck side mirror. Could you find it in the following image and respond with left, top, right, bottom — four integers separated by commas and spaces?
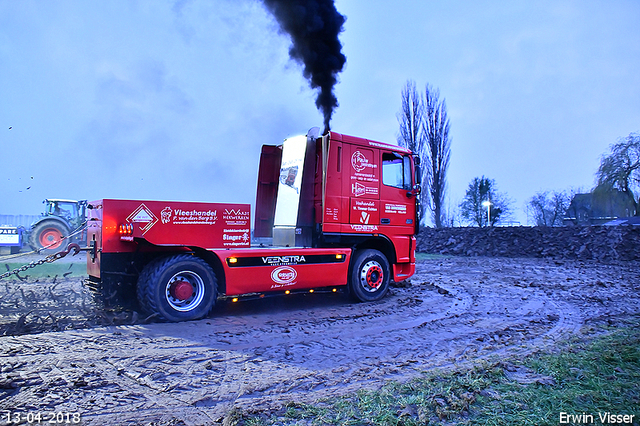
406, 184, 421, 198
415, 164, 422, 185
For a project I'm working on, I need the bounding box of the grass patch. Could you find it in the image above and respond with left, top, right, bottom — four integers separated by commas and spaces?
240, 321, 640, 425
414, 252, 450, 262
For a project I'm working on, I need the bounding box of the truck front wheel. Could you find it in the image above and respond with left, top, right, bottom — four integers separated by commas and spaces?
137, 254, 217, 322
349, 249, 390, 302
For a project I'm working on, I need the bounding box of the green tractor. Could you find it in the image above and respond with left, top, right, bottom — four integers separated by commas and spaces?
28, 199, 87, 253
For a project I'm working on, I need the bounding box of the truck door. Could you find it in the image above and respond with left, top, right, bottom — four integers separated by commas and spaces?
379, 152, 416, 229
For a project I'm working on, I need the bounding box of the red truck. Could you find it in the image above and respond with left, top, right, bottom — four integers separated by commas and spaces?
85, 128, 421, 322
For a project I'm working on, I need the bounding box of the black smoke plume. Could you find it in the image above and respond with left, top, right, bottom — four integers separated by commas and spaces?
262, 0, 346, 133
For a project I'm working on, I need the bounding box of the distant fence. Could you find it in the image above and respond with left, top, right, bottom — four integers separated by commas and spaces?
0, 215, 40, 228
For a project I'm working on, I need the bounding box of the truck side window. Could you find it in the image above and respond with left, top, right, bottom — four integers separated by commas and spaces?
382, 153, 411, 190
403, 156, 412, 189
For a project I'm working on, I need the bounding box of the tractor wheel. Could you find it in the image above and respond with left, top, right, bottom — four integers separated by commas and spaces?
137, 254, 217, 322
29, 221, 70, 253
349, 249, 390, 302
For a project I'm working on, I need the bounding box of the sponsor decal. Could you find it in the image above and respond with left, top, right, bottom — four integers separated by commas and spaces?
262, 255, 306, 266
157, 206, 219, 226
271, 266, 297, 287
350, 224, 379, 232
126, 204, 158, 234
223, 232, 250, 246
0, 228, 18, 235
223, 233, 250, 242
171, 208, 217, 225
350, 150, 379, 186
224, 209, 250, 217
351, 150, 377, 173
352, 182, 378, 197
368, 140, 407, 150
385, 203, 407, 214
223, 208, 250, 226
353, 200, 377, 212
351, 151, 369, 172
325, 207, 339, 221
227, 254, 344, 267
360, 211, 370, 224
355, 200, 375, 207
161, 206, 172, 224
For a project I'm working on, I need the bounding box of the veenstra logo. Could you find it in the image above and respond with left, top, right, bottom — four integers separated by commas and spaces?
262, 255, 306, 265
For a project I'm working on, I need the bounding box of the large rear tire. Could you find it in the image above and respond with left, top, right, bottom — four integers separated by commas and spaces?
137, 254, 217, 322
28, 221, 70, 253
349, 249, 390, 302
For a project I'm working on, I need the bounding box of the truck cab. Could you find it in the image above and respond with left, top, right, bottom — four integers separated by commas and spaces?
255, 128, 419, 281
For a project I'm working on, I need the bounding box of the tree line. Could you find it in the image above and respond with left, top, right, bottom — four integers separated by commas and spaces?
397, 80, 639, 228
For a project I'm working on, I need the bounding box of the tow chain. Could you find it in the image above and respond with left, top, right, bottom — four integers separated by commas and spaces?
0, 223, 88, 280
0, 243, 82, 280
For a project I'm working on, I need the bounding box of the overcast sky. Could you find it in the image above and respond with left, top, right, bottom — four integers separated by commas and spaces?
2, 0, 639, 226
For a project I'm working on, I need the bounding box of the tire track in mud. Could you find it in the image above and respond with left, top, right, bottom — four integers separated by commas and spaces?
1, 257, 639, 425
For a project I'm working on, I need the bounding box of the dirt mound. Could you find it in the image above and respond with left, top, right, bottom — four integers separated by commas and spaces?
417, 225, 640, 260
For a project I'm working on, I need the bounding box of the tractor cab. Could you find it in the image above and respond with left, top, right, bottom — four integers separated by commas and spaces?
43, 199, 87, 230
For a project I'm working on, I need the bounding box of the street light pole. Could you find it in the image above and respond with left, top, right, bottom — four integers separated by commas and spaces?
482, 200, 492, 227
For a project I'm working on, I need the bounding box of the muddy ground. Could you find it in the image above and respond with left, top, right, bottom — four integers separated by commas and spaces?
1, 255, 639, 425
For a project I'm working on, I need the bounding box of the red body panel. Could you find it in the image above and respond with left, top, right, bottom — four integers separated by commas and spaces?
216, 247, 351, 295
100, 199, 250, 250
87, 199, 250, 278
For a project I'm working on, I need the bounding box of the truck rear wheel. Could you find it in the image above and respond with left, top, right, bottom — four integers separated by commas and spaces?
349, 249, 390, 302
29, 221, 70, 253
137, 254, 217, 322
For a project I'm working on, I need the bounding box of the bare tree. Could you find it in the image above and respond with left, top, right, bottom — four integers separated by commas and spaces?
460, 176, 512, 227
397, 80, 452, 228
423, 84, 451, 228
397, 80, 428, 223
397, 80, 424, 154
595, 132, 640, 208
526, 190, 570, 226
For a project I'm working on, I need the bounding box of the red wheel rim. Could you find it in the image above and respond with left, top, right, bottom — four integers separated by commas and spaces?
165, 271, 205, 312
366, 265, 383, 289
39, 228, 64, 249
359, 261, 384, 292
169, 279, 195, 301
